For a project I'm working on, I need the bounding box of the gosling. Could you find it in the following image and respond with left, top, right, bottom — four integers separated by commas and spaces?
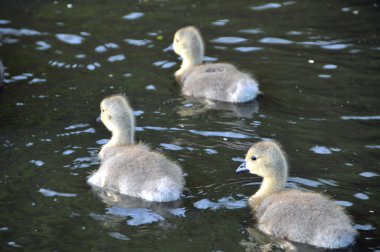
87, 94, 185, 202
236, 141, 358, 249
173, 26, 260, 103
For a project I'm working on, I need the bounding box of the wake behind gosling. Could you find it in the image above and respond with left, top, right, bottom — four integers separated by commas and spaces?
236, 141, 358, 249
87, 94, 185, 202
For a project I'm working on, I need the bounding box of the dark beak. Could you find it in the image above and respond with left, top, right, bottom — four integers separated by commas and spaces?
235, 161, 249, 174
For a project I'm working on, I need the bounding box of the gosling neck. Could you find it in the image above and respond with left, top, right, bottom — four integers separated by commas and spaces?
107, 115, 135, 147
109, 127, 134, 146
254, 175, 286, 199
178, 52, 203, 77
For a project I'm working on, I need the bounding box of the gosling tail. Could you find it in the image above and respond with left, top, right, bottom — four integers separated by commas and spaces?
313, 226, 358, 249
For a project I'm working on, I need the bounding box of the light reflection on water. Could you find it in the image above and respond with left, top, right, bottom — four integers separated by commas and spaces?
0, 0, 379, 251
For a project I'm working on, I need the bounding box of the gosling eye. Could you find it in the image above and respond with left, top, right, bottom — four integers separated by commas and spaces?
101, 109, 105, 113
251, 156, 257, 161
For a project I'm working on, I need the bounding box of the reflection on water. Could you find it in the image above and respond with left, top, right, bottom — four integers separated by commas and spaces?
89, 187, 184, 226
0, 0, 379, 251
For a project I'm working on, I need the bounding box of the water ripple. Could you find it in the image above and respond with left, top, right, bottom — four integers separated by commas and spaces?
259, 37, 293, 44
189, 130, 250, 139
193, 196, 247, 210
56, 33, 84, 45
341, 115, 380, 120
0, 27, 44, 36
251, 3, 282, 11
106, 207, 164, 226
107, 54, 125, 62
0, 19, 11, 25
39, 188, 77, 198
124, 38, 152, 47
212, 19, 229, 26
35, 41, 51, 50
234, 47, 263, 52
122, 12, 144, 20
211, 37, 248, 44
239, 28, 263, 34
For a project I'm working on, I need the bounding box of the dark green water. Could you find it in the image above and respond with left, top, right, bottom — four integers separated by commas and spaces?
0, 0, 379, 251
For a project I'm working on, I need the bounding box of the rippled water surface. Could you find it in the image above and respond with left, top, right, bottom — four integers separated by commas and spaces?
0, 0, 379, 251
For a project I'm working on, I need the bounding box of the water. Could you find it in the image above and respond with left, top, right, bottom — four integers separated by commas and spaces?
0, 0, 379, 251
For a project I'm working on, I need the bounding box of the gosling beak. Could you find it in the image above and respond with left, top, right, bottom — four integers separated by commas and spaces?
235, 161, 249, 174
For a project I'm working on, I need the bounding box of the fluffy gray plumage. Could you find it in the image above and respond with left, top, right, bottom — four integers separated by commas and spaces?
237, 141, 358, 249
173, 26, 260, 103
88, 95, 185, 202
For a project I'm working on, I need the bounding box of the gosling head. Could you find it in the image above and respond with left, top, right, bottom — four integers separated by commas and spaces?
100, 94, 135, 144
236, 141, 288, 180
173, 26, 204, 66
